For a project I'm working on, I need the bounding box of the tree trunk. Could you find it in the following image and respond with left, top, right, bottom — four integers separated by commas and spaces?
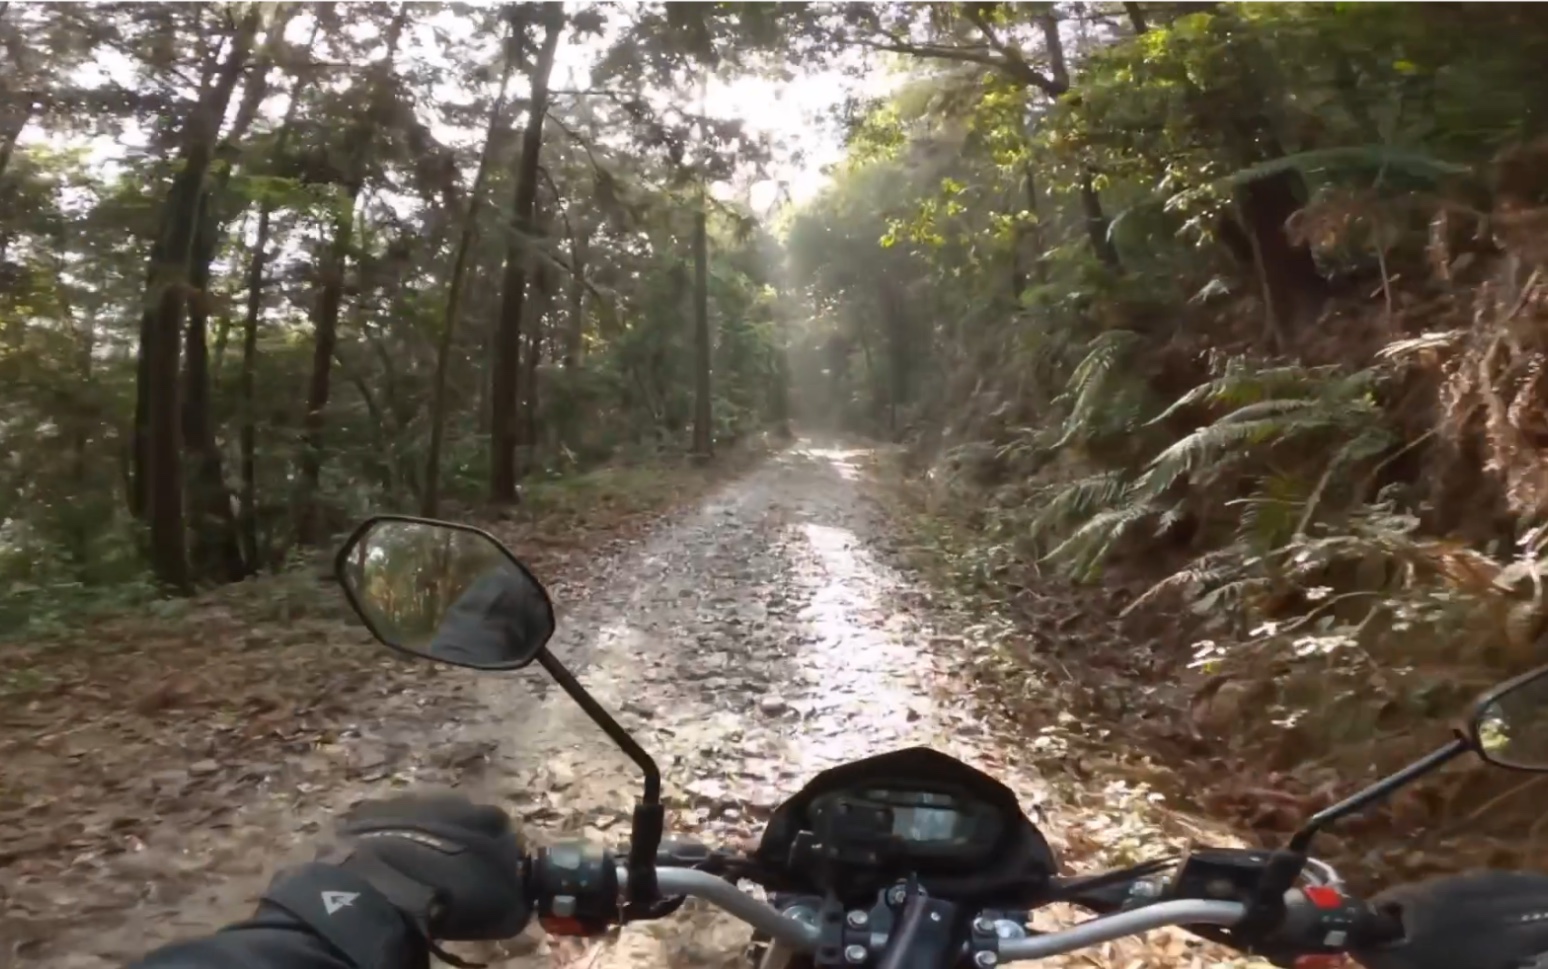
238, 209, 269, 568
519, 246, 552, 461
0, 98, 35, 181
237, 19, 319, 566
1206, 12, 1327, 350
137, 7, 262, 592
1123, 2, 1149, 33
130, 277, 155, 520
50, 228, 93, 572
855, 324, 880, 425
1037, 12, 1122, 273
1235, 170, 1326, 351
1078, 169, 1121, 271
1012, 161, 1047, 300
691, 208, 713, 458
477, 281, 493, 436
771, 345, 792, 439
296, 200, 358, 545
179, 18, 285, 583
183, 205, 246, 582
69, 315, 94, 574
490, 1, 564, 503
564, 224, 588, 368
423, 52, 515, 516
879, 278, 908, 437
296, 4, 409, 545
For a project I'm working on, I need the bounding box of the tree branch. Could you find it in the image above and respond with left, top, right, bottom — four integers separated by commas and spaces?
857, 28, 1058, 95
961, 7, 1060, 95
1036, 13, 1070, 95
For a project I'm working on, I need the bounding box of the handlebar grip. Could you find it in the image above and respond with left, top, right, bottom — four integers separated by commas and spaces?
1349, 904, 1405, 948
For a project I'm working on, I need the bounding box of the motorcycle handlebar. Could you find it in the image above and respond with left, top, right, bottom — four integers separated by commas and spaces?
625, 868, 1399, 963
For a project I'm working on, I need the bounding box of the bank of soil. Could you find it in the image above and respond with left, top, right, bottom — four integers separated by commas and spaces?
5, 442, 1249, 969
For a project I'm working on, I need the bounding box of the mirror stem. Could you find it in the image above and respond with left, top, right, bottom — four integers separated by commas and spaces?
533, 648, 666, 912
536, 648, 662, 802
1288, 735, 1470, 852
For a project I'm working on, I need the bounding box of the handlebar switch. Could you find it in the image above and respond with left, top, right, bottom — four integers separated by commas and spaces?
1258, 887, 1374, 968
1299, 886, 1360, 949
533, 841, 619, 937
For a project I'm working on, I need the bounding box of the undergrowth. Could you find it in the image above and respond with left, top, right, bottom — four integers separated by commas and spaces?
889, 204, 1548, 887
0, 443, 771, 643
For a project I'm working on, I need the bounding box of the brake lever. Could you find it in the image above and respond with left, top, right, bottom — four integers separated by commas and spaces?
655, 838, 765, 881
657, 837, 716, 868
1053, 858, 1179, 913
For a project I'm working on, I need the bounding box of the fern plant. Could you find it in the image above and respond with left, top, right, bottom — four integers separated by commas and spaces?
1055, 329, 1148, 448
1030, 356, 1399, 583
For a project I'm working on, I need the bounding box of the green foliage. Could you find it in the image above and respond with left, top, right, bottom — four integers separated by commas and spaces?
0, 2, 793, 615
1023, 359, 1398, 580
774, 3, 1548, 712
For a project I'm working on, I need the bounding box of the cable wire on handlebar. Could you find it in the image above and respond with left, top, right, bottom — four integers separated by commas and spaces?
1051, 856, 1179, 904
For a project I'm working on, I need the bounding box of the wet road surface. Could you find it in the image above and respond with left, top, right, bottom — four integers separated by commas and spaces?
27, 442, 1235, 969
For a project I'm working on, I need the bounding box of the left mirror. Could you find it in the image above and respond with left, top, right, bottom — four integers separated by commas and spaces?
1469, 665, 1548, 772
335, 516, 555, 670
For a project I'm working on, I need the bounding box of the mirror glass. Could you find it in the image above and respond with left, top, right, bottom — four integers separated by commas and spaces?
1471, 668, 1548, 771
337, 519, 554, 669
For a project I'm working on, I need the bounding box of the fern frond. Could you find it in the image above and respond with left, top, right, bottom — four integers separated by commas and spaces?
1148, 361, 1346, 425
1133, 418, 1288, 500
1194, 574, 1271, 614
1232, 472, 1312, 552
1028, 471, 1132, 540
1222, 146, 1472, 190
1042, 503, 1155, 581
1295, 425, 1398, 535
1056, 330, 1144, 446
1376, 330, 1467, 360
1123, 547, 1243, 616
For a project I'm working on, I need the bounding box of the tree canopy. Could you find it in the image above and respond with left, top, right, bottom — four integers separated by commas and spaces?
0, 1, 794, 621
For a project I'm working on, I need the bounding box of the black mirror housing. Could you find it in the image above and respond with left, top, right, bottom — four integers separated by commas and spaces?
1468, 663, 1548, 772
334, 514, 556, 671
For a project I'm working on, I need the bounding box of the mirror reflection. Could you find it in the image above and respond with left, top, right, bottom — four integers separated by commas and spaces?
1472, 669, 1548, 772
338, 519, 555, 669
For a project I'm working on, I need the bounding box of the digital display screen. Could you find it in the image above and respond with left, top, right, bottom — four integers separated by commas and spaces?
865, 789, 968, 845
892, 805, 963, 843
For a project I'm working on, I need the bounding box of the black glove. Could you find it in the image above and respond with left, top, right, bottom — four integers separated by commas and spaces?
333, 793, 532, 942
1354, 870, 1548, 969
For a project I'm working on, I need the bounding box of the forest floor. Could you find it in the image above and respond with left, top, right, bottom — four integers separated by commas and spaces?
2, 439, 1258, 969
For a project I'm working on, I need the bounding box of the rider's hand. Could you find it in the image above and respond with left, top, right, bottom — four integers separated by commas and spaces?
332, 792, 531, 941
1353, 870, 1548, 969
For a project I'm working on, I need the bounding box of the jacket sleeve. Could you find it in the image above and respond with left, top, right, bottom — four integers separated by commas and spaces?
127, 864, 427, 969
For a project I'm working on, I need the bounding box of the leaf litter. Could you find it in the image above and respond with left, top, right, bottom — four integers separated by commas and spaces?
5, 441, 1258, 969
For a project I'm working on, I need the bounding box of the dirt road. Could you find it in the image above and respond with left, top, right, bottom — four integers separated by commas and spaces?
18, 442, 1235, 969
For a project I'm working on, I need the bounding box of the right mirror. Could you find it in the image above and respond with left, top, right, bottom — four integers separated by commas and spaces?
334, 516, 555, 670
1469, 665, 1548, 772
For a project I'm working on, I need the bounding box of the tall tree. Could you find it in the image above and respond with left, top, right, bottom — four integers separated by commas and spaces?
691, 207, 712, 457
182, 6, 297, 582
564, 221, 589, 368
489, 1, 564, 503
237, 17, 322, 565
134, 5, 264, 591
422, 21, 517, 517
295, 3, 410, 546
